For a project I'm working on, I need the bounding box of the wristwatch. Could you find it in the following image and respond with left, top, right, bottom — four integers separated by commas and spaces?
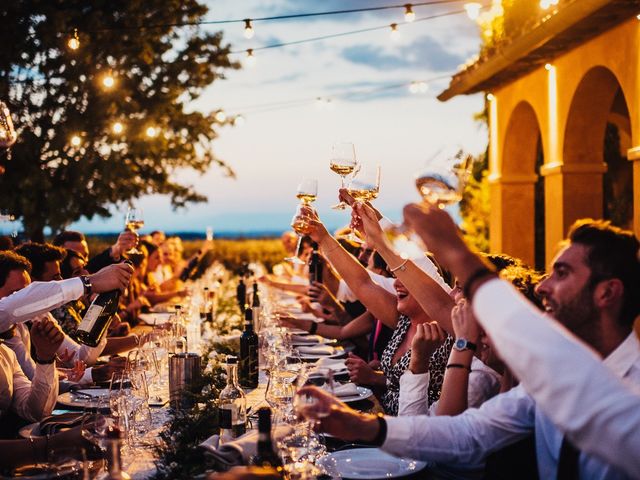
80, 275, 92, 296
453, 338, 477, 352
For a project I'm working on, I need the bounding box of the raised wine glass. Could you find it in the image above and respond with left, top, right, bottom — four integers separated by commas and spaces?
285, 203, 314, 265
124, 206, 144, 255
329, 142, 358, 210
346, 164, 381, 243
414, 147, 472, 209
295, 178, 318, 205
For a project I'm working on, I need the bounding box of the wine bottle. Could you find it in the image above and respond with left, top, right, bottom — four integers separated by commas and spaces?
218, 355, 247, 444
251, 281, 260, 331
75, 289, 120, 347
308, 244, 323, 284
239, 308, 259, 388
250, 408, 283, 470
96, 426, 131, 480
236, 278, 247, 313
179, 249, 202, 282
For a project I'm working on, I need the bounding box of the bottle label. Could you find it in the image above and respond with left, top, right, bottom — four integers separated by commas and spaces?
219, 407, 233, 429
78, 303, 104, 331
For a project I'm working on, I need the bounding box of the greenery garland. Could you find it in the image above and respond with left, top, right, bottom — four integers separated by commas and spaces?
151, 273, 245, 480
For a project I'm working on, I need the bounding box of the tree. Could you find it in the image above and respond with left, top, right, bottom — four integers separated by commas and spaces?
0, 0, 240, 241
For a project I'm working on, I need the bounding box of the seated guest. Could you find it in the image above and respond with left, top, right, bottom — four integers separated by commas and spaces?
53, 229, 137, 273
0, 235, 13, 251
302, 208, 453, 415
139, 240, 187, 305
300, 217, 640, 479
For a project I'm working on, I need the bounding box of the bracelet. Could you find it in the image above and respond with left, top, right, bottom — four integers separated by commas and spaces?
389, 259, 408, 273
308, 322, 318, 335
462, 266, 496, 301
370, 413, 388, 446
34, 353, 55, 365
446, 363, 472, 372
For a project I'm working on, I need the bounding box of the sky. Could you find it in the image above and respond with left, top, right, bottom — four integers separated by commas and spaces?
70, 0, 488, 236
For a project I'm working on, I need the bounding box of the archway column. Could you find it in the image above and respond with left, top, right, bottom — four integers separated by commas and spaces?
626, 146, 640, 238
540, 161, 607, 261
489, 172, 538, 267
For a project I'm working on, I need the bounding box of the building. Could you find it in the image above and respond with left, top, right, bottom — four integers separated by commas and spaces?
439, 0, 639, 268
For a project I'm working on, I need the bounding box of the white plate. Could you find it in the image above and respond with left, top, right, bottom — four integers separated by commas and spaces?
335, 386, 373, 403
138, 312, 173, 325
57, 388, 110, 409
298, 347, 346, 361
318, 448, 427, 479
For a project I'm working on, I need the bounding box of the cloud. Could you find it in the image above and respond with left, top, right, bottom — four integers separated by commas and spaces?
341, 35, 463, 72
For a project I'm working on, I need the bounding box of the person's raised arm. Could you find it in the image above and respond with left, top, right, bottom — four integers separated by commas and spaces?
304, 206, 398, 328
354, 202, 455, 333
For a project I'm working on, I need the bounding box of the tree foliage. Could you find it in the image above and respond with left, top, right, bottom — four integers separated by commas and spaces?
0, 0, 240, 241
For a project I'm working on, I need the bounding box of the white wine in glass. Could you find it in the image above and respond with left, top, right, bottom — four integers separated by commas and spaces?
295, 178, 318, 204
414, 148, 472, 209
124, 207, 144, 254
329, 142, 358, 210
285, 204, 313, 265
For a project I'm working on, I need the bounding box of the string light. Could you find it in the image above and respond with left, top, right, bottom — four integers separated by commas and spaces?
232, 115, 245, 127
390, 23, 400, 41
214, 110, 227, 122
540, 0, 559, 9
243, 19, 255, 39
404, 4, 416, 22
544, 63, 553, 71
112, 122, 124, 134
145, 126, 158, 138
67, 29, 80, 50
70, 134, 82, 146
409, 81, 428, 93
486, 93, 495, 101
464, 3, 482, 20
102, 71, 115, 89
245, 49, 256, 67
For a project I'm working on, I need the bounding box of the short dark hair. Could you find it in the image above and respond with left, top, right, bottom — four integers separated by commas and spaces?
14, 242, 66, 280
0, 235, 14, 251
568, 219, 640, 327
371, 251, 388, 273
484, 253, 523, 272
500, 264, 544, 310
52, 230, 85, 247
60, 248, 85, 279
0, 251, 31, 287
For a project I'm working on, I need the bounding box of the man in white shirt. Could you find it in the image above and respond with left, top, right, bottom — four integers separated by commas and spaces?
300, 217, 640, 479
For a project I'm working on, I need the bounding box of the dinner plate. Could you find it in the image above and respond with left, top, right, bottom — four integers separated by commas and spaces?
138, 312, 173, 325
318, 448, 427, 479
56, 388, 110, 409
335, 386, 373, 403
297, 347, 346, 361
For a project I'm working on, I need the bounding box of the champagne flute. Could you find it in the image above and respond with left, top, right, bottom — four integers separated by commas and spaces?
329, 142, 358, 210
346, 164, 381, 243
285, 203, 313, 265
124, 206, 144, 254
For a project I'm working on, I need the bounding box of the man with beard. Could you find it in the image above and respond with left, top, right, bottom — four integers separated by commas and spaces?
298, 218, 640, 479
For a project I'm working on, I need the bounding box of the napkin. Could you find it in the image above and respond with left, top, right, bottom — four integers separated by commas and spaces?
297, 345, 335, 356
39, 412, 92, 435
314, 358, 347, 371
291, 334, 323, 344
330, 383, 359, 398
200, 425, 294, 468
138, 313, 172, 325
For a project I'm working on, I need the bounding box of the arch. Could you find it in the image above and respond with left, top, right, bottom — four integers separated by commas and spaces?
502, 101, 543, 176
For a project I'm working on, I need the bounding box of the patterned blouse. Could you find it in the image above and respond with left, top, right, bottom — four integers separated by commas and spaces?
380, 315, 453, 415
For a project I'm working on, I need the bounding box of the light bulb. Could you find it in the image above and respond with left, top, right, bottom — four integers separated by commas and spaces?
70, 134, 81, 147
102, 72, 115, 89
243, 19, 255, 39
68, 29, 80, 50
146, 126, 158, 138
390, 24, 400, 41
215, 110, 227, 123
404, 4, 415, 22
464, 3, 482, 20
544, 63, 553, 71
233, 115, 245, 127
245, 49, 256, 67
486, 93, 495, 101
112, 122, 124, 134
539, 0, 552, 9
409, 82, 419, 94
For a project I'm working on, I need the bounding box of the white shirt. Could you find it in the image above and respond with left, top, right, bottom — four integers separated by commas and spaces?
472, 278, 640, 478
398, 356, 501, 416
0, 278, 84, 332
0, 343, 58, 422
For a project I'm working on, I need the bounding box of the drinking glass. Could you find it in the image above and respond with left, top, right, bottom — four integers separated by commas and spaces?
414, 147, 472, 209
293, 367, 334, 421
295, 178, 318, 205
329, 142, 359, 210
124, 206, 144, 254
346, 164, 381, 243
285, 203, 314, 265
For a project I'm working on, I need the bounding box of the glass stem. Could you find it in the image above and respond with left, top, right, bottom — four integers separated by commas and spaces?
293, 235, 303, 259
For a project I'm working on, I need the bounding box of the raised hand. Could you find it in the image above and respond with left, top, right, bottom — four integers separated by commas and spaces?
111, 230, 138, 259
451, 298, 481, 344
30, 317, 65, 363
58, 360, 86, 382
409, 322, 447, 374
353, 202, 386, 248
89, 263, 134, 293
299, 205, 329, 243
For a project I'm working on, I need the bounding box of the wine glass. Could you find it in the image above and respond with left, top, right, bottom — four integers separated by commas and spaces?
346, 164, 381, 243
329, 142, 358, 210
414, 147, 472, 209
296, 178, 318, 205
124, 206, 144, 254
285, 203, 313, 265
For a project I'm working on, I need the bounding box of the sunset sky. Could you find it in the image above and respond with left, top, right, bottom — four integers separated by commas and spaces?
70, 0, 488, 235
